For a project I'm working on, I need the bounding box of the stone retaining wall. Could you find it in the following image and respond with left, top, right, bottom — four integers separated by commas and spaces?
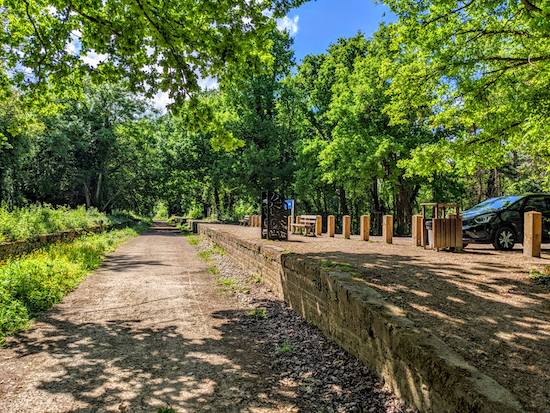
0, 221, 131, 260
198, 224, 524, 413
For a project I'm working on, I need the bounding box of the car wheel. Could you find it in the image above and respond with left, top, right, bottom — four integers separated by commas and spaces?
493, 227, 516, 251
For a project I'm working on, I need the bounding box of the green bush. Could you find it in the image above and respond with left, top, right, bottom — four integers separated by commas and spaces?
0, 226, 141, 337
0, 203, 110, 243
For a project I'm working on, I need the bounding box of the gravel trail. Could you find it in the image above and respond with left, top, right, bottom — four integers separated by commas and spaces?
0, 222, 412, 413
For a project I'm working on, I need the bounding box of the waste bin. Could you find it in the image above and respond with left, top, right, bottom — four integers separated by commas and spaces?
425, 219, 433, 247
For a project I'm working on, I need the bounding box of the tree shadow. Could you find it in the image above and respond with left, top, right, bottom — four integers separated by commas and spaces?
5, 306, 302, 412
297, 250, 550, 412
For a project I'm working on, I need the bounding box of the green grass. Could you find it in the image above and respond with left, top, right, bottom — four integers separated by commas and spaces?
216, 278, 239, 288
276, 341, 295, 355
248, 309, 267, 319
197, 250, 213, 260
321, 260, 359, 276
208, 266, 220, 274
0, 204, 112, 243
186, 235, 200, 245
0, 226, 142, 338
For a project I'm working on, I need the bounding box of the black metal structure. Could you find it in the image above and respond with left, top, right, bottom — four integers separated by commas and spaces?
261, 191, 290, 240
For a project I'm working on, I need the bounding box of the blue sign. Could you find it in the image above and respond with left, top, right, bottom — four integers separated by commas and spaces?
285, 199, 294, 210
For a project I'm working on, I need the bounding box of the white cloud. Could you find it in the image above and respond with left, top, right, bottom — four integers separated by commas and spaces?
277, 15, 299, 36
198, 76, 219, 91
81, 51, 108, 67
152, 90, 173, 112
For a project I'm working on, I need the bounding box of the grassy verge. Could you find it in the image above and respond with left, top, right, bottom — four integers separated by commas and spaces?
0, 204, 152, 244
0, 224, 147, 338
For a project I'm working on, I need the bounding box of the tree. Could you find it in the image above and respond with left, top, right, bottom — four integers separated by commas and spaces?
1, 0, 308, 106
382, 0, 550, 178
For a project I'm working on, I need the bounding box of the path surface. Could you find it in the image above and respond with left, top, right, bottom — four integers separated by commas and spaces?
0, 222, 307, 412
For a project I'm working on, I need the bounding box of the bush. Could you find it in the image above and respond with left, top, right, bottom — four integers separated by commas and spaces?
0, 203, 110, 243
0, 226, 142, 337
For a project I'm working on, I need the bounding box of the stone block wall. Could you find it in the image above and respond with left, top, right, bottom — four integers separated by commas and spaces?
198, 224, 523, 413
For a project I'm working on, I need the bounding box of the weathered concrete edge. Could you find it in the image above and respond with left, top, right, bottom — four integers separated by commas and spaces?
198, 224, 524, 413
0, 221, 132, 260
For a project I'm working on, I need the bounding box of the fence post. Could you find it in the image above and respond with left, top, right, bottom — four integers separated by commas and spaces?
524, 211, 542, 257
412, 214, 422, 246
288, 215, 292, 233
360, 215, 370, 241
343, 215, 351, 239
383, 215, 393, 244
328, 215, 335, 237
315, 215, 322, 236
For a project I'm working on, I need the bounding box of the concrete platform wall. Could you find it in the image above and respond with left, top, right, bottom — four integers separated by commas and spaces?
198, 224, 523, 413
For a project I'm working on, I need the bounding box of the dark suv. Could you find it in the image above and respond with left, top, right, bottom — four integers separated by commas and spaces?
462, 194, 550, 250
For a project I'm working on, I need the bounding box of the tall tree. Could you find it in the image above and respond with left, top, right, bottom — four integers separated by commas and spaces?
2, 0, 308, 106
382, 0, 550, 178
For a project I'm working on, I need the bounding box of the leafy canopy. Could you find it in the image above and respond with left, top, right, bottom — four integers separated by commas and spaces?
1, 0, 308, 105
382, 0, 550, 175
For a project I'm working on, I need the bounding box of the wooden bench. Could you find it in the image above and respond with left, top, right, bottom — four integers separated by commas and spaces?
291, 215, 317, 236
239, 215, 250, 225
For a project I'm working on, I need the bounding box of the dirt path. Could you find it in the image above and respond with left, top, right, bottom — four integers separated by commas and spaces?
0, 222, 409, 413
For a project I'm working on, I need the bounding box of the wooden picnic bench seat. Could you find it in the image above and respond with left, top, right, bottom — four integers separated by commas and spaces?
239, 215, 250, 225
291, 215, 317, 236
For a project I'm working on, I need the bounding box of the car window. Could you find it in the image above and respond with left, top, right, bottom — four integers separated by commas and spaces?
466, 196, 522, 212
524, 197, 550, 213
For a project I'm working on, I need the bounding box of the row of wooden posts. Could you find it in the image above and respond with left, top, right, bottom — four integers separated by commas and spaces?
289, 215, 395, 243
247, 211, 544, 257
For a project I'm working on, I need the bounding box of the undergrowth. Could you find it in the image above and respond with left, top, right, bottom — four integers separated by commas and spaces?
0, 204, 150, 243
529, 265, 550, 287
321, 260, 359, 276
0, 225, 145, 338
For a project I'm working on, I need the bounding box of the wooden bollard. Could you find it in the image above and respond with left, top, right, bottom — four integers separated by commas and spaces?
360, 215, 370, 241
316, 215, 322, 236
412, 214, 422, 246
524, 211, 542, 257
328, 215, 335, 237
288, 215, 292, 233
383, 215, 393, 244
343, 215, 351, 239
254, 215, 259, 227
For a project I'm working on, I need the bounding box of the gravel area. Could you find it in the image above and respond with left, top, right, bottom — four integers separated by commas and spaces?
196, 237, 415, 413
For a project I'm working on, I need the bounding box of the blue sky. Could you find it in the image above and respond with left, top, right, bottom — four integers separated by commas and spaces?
279, 0, 396, 63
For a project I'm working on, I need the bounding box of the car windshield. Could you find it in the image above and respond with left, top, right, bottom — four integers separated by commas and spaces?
465, 196, 522, 213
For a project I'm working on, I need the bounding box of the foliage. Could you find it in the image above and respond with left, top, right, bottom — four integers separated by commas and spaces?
275, 341, 295, 354
1, 0, 308, 107
0, 226, 142, 337
0, 204, 110, 243
382, 0, 550, 179
529, 266, 550, 287
248, 309, 268, 319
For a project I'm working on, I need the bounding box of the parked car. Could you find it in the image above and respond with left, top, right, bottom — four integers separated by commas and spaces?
462, 194, 550, 250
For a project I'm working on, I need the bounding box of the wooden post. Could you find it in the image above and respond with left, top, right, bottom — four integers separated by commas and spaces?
360, 215, 370, 241
316, 215, 322, 236
328, 215, 335, 237
383, 215, 393, 244
524, 211, 542, 257
288, 215, 292, 233
412, 214, 422, 246
343, 215, 351, 239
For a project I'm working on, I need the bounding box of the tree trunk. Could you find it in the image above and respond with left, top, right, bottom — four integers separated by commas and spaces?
95, 172, 102, 205
83, 182, 91, 209
338, 186, 349, 216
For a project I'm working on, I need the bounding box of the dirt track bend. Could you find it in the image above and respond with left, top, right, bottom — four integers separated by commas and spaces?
0, 222, 408, 413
